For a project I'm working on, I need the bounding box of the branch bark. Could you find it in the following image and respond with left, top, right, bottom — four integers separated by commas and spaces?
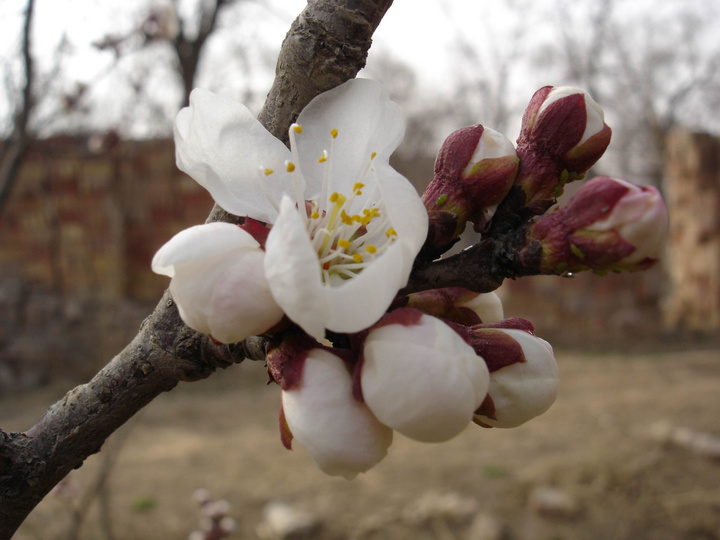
0, 1, 392, 536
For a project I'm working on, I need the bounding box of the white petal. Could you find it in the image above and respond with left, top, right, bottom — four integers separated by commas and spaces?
376, 165, 429, 261
362, 315, 489, 442
151, 223, 259, 277
324, 241, 407, 334
152, 223, 283, 343
264, 197, 328, 341
175, 89, 293, 222
282, 349, 393, 479
207, 250, 284, 343
295, 79, 406, 198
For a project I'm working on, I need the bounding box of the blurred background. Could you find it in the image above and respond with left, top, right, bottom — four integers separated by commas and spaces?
1, 1, 719, 539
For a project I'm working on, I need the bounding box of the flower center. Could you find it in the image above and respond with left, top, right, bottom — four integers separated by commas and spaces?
259, 124, 398, 287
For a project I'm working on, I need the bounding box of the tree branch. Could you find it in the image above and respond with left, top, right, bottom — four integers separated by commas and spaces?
0, 1, 392, 536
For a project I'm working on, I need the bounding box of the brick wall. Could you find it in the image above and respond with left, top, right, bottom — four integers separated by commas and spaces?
0, 136, 214, 304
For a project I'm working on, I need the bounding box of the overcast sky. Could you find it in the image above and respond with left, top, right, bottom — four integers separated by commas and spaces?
1, 0, 718, 142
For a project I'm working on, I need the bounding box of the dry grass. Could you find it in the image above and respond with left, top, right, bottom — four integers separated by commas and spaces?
4, 349, 720, 540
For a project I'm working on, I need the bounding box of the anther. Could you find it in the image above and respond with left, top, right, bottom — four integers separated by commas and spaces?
338, 239, 351, 249
292, 124, 303, 134
330, 128, 338, 139
286, 161, 296, 173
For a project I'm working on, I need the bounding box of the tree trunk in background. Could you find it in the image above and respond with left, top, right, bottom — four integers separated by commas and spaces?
663, 128, 720, 333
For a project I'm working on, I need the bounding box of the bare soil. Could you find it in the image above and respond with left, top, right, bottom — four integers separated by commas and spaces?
4, 348, 720, 540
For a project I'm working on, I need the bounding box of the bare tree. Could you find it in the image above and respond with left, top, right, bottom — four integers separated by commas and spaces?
0, 0, 35, 214
552, 0, 720, 185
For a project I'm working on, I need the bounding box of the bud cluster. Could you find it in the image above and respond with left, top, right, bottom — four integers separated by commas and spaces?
153, 79, 668, 483
267, 290, 558, 479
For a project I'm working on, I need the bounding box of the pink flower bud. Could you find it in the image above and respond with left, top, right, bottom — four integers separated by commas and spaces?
515, 86, 612, 214
526, 176, 669, 273
405, 288, 504, 326
359, 308, 489, 442
422, 125, 519, 251
267, 341, 392, 480
468, 324, 558, 428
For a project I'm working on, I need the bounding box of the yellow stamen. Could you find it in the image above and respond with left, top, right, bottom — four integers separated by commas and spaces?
318, 154, 327, 163
353, 253, 363, 263
386, 227, 397, 238
293, 124, 303, 133
330, 128, 338, 139
353, 182, 364, 193
329, 192, 340, 203
341, 210, 353, 225
286, 162, 296, 173
264, 168, 274, 176
371, 152, 377, 159
366, 245, 377, 254
338, 239, 350, 249
311, 211, 319, 219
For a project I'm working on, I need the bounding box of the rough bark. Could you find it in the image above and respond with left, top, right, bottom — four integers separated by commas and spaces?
0, 0, 392, 536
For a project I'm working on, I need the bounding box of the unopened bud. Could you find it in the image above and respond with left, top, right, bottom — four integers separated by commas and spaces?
514, 86, 612, 214
360, 308, 489, 443
405, 288, 503, 325
422, 125, 518, 253
524, 176, 668, 274
267, 339, 392, 480
466, 321, 558, 428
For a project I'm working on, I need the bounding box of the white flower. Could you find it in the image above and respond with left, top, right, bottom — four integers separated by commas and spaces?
280, 348, 393, 480
151, 222, 283, 343
173, 79, 428, 340
473, 328, 558, 428
360, 309, 489, 442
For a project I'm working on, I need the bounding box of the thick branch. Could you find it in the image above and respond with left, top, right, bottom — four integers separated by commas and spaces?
0, 1, 392, 536
402, 227, 539, 295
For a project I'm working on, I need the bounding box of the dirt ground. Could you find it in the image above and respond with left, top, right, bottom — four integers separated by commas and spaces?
3, 347, 720, 540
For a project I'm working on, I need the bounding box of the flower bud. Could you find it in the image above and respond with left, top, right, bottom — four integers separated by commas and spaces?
524, 176, 669, 274
359, 308, 489, 442
422, 125, 519, 253
267, 340, 392, 480
152, 222, 284, 343
405, 288, 504, 326
467, 323, 558, 428
515, 86, 612, 214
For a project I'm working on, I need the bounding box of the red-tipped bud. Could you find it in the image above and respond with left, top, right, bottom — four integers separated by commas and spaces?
525, 176, 669, 274
466, 321, 558, 429
515, 86, 612, 214
422, 125, 519, 252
